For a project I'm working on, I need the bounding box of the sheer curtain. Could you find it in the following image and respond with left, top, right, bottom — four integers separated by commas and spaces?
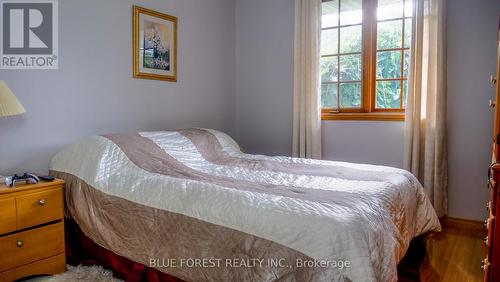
404, 0, 447, 217
292, 0, 322, 159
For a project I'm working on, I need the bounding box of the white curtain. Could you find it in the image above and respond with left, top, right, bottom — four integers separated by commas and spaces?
404, 0, 447, 217
292, 0, 322, 159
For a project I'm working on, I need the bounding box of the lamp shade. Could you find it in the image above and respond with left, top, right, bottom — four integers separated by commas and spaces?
0, 80, 26, 117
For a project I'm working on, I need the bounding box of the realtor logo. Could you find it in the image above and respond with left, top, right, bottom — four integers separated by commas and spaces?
1, 0, 58, 69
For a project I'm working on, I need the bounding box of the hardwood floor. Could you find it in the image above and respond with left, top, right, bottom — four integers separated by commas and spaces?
419, 224, 486, 282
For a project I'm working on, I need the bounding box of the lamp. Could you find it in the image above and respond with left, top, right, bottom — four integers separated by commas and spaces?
0, 80, 26, 184
0, 81, 26, 117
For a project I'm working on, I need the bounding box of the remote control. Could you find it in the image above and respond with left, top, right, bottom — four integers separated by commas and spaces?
38, 175, 55, 181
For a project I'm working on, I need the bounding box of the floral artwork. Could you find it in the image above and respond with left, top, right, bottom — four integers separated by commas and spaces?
143, 20, 170, 71
133, 6, 177, 81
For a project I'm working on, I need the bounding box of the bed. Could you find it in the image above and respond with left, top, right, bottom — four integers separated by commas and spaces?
49, 128, 441, 282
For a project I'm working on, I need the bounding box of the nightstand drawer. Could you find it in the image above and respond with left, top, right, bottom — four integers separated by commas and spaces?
16, 188, 63, 230
0, 253, 65, 282
0, 198, 16, 235
0, 222, 64, 272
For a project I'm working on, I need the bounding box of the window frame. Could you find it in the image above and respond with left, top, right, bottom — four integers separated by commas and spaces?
320, 0, 411, 121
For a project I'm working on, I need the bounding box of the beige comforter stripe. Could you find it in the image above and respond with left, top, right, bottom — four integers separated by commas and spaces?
102, 133, 368, 207
179, 129, 411, 182
53, 171, 341, 282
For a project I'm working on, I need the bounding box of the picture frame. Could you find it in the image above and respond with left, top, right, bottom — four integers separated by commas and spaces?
133, 6, 177, 82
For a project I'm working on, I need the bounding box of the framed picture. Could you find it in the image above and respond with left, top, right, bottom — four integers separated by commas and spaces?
133, 6, 177, 82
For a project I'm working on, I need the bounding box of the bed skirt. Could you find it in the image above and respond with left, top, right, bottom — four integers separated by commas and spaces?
65, 219, 183, 282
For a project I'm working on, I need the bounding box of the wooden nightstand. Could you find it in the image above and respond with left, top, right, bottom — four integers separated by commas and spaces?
0, 179, 66, 281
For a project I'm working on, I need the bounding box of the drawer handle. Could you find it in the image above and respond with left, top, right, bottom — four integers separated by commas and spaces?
38, 199, 46, 206
481, 258, 489, 272
16, 240, 24, 248
490, 100, 496, 108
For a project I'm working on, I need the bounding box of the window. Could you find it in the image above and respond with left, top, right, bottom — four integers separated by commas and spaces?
320, 0, 413, 120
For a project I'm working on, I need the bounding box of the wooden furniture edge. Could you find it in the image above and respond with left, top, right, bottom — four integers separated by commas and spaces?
0, 179, 64, 195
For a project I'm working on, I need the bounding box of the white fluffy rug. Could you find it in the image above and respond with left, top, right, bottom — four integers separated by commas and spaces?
25, 265, 122, 282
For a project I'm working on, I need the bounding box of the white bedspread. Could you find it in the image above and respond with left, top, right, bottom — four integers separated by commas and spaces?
50, 128, 441, 282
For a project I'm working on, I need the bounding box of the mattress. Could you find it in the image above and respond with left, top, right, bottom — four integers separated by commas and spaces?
50, 128, 441, 282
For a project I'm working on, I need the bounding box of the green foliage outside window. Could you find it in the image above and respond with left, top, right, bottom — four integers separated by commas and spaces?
321, 18, 411, 110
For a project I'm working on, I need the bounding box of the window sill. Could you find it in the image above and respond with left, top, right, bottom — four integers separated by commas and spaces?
321, 112, 405, 121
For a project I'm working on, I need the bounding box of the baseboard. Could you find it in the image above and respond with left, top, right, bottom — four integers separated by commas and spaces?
440, 216, 486, 235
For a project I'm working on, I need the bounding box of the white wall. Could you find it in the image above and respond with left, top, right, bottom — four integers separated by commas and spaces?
235, 0, 294, 156
0, 0, 236, 175
446, 0, 500, 220
322, 121, 404, 168
235, 0, 500, 220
